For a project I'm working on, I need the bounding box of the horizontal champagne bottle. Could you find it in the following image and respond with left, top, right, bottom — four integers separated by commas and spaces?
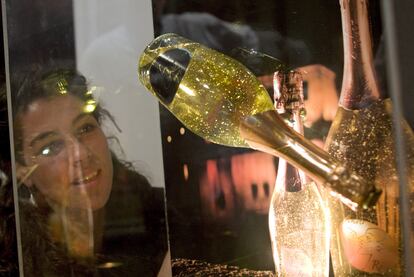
138, 33, 381, 211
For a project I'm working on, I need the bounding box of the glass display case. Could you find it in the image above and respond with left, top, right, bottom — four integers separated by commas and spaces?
1, 0, 413, 276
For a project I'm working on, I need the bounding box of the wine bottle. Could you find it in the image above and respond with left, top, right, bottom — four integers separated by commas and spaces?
269, 71, 329, 277
138, 33, 381, 211
326, 0, 414, 275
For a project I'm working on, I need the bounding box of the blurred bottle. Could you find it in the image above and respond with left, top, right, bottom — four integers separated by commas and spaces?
229, 47, 287, 77
326, 0, 414, 275
269, 71, 329, 277
138, 33, 381, 211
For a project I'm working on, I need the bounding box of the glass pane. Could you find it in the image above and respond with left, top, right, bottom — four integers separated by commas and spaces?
3, 0, 413, 276
0, 44, 18, 275
4, 0, 170, 276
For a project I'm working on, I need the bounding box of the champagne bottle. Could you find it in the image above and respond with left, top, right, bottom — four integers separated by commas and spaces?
269, 71, 329, 277
138, 33, 381, 211
326, 0, 414, 275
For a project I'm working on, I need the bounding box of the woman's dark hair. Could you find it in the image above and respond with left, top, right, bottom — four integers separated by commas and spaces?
13, 68, 95, 114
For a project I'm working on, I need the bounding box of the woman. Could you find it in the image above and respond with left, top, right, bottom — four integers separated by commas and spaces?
12, 67, 169, 276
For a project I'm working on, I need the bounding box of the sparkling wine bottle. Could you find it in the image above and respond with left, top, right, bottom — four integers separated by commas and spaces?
326, 0, 414, 275
138, 33, 381, 210
269, 71, 329, 277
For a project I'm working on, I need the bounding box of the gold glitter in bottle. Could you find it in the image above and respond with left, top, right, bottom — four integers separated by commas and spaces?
138, 33, 381, 211
326, 0, 414, 275
269, 71, 330, 277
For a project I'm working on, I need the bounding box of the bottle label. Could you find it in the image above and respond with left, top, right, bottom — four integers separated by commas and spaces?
340, 219, 398, 274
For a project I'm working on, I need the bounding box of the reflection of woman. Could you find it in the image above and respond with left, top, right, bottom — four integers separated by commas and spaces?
12, 67, 168, 276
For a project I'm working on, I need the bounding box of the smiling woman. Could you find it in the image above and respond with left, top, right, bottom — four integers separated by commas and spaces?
11, 66, 169, 276
17, 93, 113, 212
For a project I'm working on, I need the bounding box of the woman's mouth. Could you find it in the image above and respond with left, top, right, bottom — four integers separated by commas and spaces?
72, 170, 101, 186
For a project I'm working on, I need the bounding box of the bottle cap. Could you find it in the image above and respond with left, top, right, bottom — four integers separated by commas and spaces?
274, 70, 305, 114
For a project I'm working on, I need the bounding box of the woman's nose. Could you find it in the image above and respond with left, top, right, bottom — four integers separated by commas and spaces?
67, 138, 92, 166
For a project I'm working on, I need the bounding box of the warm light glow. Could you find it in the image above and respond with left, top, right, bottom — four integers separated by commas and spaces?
231, 152, 276, 214
98, 262, 123, 269
183, 164, 189, 181
83, 100, 97, 113
199, 159, 235, 221
167, 136, 172, 143
180, 127, 186, 135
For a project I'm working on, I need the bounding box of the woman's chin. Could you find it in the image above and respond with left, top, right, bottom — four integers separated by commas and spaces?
56, 188, 111, 211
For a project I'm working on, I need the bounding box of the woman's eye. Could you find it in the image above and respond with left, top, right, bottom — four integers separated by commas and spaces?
37, 141, 64, 157
77, 123, 96, 136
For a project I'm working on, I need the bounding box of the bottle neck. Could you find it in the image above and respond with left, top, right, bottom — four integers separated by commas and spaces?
291, 110, 304, 134
276, 110, 308, 192
339, 0, 381, 109
274, 71, 307, 192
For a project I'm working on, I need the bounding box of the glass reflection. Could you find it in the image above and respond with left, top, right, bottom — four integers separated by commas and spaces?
13, 68, 168, 276
231, 152, 276, 214
166, 147, 276, 270
199, 152, 277, 221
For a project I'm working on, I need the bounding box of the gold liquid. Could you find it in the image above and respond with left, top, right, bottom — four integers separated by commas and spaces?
326, 98, 414, 276
139, 35, 275, 148
269, 182, 330, 277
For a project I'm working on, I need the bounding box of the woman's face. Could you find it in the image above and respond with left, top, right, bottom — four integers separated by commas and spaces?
18, 95, 113, 211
